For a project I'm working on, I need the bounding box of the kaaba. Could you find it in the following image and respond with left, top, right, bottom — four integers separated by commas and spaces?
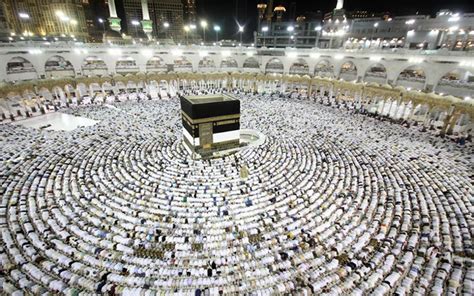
180, 94, 240, 157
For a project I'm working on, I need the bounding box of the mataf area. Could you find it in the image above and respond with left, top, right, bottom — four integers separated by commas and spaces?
0, 91, 472, 295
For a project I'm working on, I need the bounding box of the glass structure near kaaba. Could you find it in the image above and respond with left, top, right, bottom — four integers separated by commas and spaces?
180, 94, 241, 157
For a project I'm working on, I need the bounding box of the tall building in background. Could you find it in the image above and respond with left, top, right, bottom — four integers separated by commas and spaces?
288, 2, 297, 21
82, 0, 109, 42
0, 1, 10, 38
3, 0, 88, 41
182, 0, 196, 23
257, 2, 267, 31
122, 0, 184, 40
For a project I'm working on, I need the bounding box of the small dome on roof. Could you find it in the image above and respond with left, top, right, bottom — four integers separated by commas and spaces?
274, 5, 286, 12
105, 30, 123, 40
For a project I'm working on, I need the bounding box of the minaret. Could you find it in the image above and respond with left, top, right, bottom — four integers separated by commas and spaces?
107, 0, 121, 33
265, 0, 274, 23
274, 5, 286, 22
257, 3, 267, 31
141, 0, 153, 40
336, 0, 344, 10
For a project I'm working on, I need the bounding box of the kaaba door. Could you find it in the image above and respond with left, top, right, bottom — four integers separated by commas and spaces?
199, 123, 213, 149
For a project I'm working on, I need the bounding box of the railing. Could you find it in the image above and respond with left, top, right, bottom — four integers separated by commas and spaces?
1, 41, 474, 57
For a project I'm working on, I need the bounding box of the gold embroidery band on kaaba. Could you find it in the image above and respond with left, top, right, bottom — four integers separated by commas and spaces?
215, 119, 239, 126
181, 111, 240, 125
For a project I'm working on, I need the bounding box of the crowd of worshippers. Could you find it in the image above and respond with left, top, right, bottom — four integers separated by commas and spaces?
0, 87, 473, 295
4, 86, 471, 147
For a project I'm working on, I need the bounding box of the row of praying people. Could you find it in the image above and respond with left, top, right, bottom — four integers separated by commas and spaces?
0, 88, 472, 295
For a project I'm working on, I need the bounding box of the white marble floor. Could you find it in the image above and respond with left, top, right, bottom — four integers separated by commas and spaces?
10, 112, 99, 131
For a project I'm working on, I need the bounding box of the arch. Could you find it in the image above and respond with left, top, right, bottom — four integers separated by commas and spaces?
364, 63, 387, 84
436, 68, 473, 98
90, 82, 102, 94
220, 57, 238, 70
395, 65, 426, 91
102, 81, 114, 94
198, 57, 216, 72
3, 92, 26, 117
82, 56, 108, 77
6, 57, 37, 81
243, 57, 260, 69
409, 103, 430, 123
428, 106, 448, 128
45, 55, 75, 78
77, 83, 88, 98
65, 84, 76, 97
453, 114, 471, 134
52, 86, 66, 102
116, 56, 139, 75
289, 58, 309, 75
173, 56, 193, 72
339, 61, 358, 81
116, 81, 127, 90
314, 60, 334, 78
146, 56, 167, 73
37, 87, 52, 100
400, 101, 414, 120
126, 81, 138, 91
265, 58, 284, 74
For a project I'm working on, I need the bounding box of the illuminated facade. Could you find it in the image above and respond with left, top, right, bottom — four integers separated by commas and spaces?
122, 0, 184, 39
3, 0, 88, 41
182, 0, 196, 23
348, 11, 474, 51
0, 1, 9, 38
82, 0, 110, 42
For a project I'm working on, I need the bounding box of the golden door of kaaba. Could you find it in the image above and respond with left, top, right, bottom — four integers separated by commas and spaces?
199, 123, 213, 149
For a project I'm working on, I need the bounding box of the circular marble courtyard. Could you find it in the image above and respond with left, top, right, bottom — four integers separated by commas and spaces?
0, 94, 472, 295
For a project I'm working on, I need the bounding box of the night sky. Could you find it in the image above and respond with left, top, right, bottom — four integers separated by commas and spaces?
114, 0, 474, 41
198, 0, 474, 41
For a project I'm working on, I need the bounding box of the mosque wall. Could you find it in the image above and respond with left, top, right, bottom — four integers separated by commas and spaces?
0, 46, 472, 97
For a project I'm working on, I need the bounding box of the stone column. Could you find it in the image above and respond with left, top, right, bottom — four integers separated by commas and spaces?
379, 98, 386, 115
423, 106, 431, 126
443, 107, 459, 135
397, 102, 406, 119
445, 113, 459, 135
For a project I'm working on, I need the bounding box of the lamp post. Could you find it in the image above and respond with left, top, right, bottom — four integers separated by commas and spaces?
163, 22, 170, 40
262, 26, 268, 47
405, 19, 415, 48
98, 18, 106, 43
184, 25, 190, 45
239, 25, 244, 45
371, 22, 378, 48
214, 25, 220, 43
200, 20, 207, 44
287, 25, 294, 46
190, 24, 196, 44
131, 20, 140, 42
18, 12, 31, 42
70, 19, 78, 41
314, 26, 322, 47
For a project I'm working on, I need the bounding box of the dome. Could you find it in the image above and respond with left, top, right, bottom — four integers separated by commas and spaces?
274, 5, 286, 12
104, 30, 123, 40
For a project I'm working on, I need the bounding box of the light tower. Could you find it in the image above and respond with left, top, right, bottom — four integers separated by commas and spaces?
107, 0, 122, 33
140, 0, 153, 40
274, 5, 286, 22
336, 0, 344, 10
257, 3, 267, 31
